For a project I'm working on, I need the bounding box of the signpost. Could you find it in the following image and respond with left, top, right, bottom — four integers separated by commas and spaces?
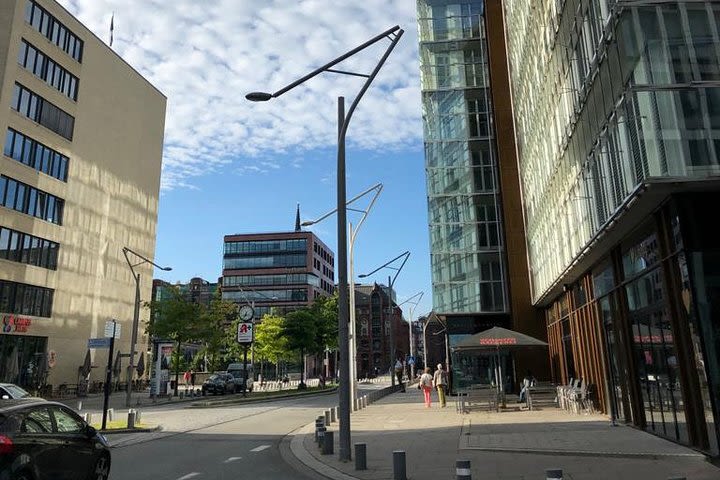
89, 319, 119, 430
237, 321, 253, 397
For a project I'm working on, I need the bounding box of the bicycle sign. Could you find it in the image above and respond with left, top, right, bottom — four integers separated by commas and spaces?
237, 322, 253, 344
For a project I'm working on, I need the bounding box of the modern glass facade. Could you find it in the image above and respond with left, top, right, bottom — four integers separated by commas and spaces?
505, 0, 720, 455
418, 0, 509, 314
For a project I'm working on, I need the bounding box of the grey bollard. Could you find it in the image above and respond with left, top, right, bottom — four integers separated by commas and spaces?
315, 420, 324, 442
77, 401, 83, 411
393, 450, 406, 480
317, 426, 326, 447
330, 406, 336, 423
325, 409, 331, 425
322, 430, 334, 455
127, 409, 136, 429
83, 413, 91, 424
364, 395, 368, 408
355, 443, 367, 470
107, 408, 114, 422
546, 469, 563, 480
456, 459, 471, 479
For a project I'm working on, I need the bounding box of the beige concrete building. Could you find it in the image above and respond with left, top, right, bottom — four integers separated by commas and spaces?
0, 0, 166, 393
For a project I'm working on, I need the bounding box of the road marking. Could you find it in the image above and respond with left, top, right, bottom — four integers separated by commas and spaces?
250, 445, 271, 452
223, 457, 242, 463
176, 473, 201, 480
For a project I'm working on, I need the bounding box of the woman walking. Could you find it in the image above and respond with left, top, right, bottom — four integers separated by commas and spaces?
419, 367, 434, 408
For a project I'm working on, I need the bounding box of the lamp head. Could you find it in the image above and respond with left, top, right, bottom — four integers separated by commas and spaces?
162, 267, 173, 271
300, 221, 314, 227
358, 274, 368, 278
245, 91, 273, 102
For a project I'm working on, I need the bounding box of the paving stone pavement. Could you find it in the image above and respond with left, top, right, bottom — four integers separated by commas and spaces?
292, 389, 720, 480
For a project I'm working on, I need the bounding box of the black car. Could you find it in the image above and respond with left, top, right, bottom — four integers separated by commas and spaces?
202, 374, 228, 395
0, 398, 110, 480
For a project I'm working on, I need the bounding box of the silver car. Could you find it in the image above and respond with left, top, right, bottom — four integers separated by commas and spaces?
0, 383, 31, 400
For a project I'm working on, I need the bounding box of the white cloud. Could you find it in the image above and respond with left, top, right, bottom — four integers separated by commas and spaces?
58, 0, 422, 190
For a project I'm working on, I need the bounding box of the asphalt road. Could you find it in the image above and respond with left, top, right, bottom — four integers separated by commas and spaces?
107, 391, 342, 480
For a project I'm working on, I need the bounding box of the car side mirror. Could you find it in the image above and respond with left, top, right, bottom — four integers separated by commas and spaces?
85, 425, 98, 437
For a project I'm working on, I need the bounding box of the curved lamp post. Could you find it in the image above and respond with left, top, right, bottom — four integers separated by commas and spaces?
246, 26, 403, 461
397, 291, 424, 379
358, 250, 410, 386
122, 247, 171, 407
302, 183, 383, 407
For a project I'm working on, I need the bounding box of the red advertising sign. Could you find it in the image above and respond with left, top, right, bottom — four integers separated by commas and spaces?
2, 315, 32, 333
479, 337, 517, 346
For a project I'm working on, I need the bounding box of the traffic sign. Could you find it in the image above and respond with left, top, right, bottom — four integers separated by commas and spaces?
237, 322, 253, 343
407, 356, 415, 366
88, 337, 112, 348
104, 320, 121, 339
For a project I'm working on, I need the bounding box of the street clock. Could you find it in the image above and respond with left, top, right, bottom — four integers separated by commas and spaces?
238, 304, 254, 321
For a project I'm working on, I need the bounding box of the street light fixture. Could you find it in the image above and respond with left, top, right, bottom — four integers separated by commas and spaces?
121, 247, 171, 408
247, 25, 403, 462
358, 250, 410, 386
302, 183, 383, 407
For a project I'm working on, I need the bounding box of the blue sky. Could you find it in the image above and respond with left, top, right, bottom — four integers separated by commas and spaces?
58, 0, 433, 319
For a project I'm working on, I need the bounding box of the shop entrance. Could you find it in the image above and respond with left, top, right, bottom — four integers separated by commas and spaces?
0, 334, 48, 388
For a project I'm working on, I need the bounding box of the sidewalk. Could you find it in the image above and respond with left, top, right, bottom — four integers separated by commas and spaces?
292, 389, 720, 480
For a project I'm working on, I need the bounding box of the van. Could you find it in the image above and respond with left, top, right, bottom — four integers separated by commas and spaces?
226, 363, 254, 393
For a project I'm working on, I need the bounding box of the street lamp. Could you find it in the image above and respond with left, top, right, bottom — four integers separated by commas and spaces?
122, 247, 171, 408
247, 26, 403, 462
358, 250, 410, 387
302, 183, 383, 408
397, 291, 424, 379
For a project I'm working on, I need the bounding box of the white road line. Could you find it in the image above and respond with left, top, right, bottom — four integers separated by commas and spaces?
223, 457, 242, 463
176, 473, 201, 480
250, 445, 271, 452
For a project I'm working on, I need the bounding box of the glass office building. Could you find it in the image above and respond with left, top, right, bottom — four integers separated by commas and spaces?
417, 0, 539, 390
504, 0, 720, 455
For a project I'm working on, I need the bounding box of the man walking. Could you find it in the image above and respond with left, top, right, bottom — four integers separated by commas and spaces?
394, 359, 405, 392
433, 363, 448, 407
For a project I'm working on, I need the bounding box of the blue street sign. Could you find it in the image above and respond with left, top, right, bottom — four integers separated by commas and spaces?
88, 337, 112, 349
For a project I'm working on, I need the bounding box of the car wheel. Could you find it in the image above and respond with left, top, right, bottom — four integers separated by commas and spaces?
92, 454, 110, 480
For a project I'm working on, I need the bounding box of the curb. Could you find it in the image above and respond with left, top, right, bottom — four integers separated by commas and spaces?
189, 387, 339, 408
99, 425, 162, 435
288, 421, 360, 480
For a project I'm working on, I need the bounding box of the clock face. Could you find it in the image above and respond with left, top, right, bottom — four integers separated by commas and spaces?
239, 305, 254, 321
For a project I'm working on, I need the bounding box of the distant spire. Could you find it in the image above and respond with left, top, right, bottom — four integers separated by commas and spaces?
295, 203, 301, 232
109, 13, 114, 46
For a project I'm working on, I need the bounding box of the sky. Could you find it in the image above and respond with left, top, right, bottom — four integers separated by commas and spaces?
57, 0, 433, 320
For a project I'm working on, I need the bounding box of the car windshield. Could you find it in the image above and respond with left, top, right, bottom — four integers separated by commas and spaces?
3, 385, 29, 398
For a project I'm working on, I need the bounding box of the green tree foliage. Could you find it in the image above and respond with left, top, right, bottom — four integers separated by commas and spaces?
146, 286, 205, 344
198, 292, 238, 372
309, 293, 339, 351
254, 313, 291, 366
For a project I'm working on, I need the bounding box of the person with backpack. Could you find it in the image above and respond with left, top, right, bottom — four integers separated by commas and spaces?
419, 367, 434, 408
433, 363, 448, 407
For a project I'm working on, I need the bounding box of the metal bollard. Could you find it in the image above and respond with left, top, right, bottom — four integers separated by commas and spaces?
322, 430, 334, 455
330, 407, 336, 423
355, 443, 367, 470
325, 409, 331, 425
364, 395, 368, 408
317, 426, 326, 447
546, 469, 563, 480
393, 450, 407, 480
77, 401, 83, 411
127, 409, 136, 429
107, 408, 114, 422
456, 460, 471, 479
315, 419, 324, 442
83, 413, 91, 424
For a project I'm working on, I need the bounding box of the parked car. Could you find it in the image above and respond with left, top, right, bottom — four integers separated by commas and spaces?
0, 398, 110, 480
0, 383, 31, 400
215, 372, 237, 393
227, 363, 254, 393
202, 374, 229, 395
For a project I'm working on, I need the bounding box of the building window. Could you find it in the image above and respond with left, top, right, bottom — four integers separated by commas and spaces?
0, 176, 64, 225
11, 84, 75, 141
0, 279, 54, 317
0, 226, 59, 270
4, 129, 69, 182
223, 238, 307, 254
24, 0, 83, 62
18, 40, 79, 101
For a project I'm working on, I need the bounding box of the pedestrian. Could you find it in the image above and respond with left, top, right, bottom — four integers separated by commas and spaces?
394, 359, 405, 392
419, 367, 434, 408
190, 369, 196, 388
183, 370, 191, 391
518, 369, 534, 404
433, 363, 448, 407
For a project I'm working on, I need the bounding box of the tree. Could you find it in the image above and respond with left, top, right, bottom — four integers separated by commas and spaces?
254, 313, 291, 380
310, 294, 339, 352
198, 293, 238, 372
146, 286, 204, 395
283, 309, 319, 389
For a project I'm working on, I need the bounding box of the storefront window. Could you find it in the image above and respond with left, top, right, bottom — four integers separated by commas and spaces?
0, 334, 48, 389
